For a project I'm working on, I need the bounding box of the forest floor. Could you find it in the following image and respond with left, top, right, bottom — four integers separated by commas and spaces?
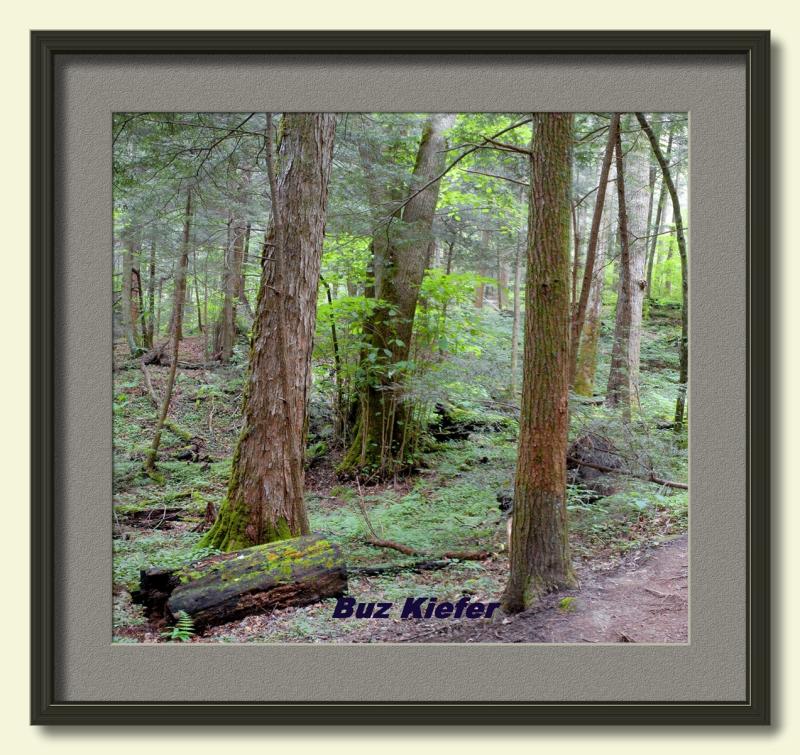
112, 306, 688, 645
397, 533, 688, 644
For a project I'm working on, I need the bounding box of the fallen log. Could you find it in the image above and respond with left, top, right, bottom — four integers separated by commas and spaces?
134, 535, 347, 630
567, 456, 688, 490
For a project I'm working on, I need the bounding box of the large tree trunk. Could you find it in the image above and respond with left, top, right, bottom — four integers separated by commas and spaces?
202, 113, 336, 551
605, 118, 650, 419
636, 113, 688, 431
136, 535, 346, 630
339, 113, 456, 477
502, 113, 575, 614
569, 113, 619, 384
144, 189, 193, 472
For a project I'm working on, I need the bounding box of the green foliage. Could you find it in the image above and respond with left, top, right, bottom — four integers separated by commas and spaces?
161, 611, 196, 642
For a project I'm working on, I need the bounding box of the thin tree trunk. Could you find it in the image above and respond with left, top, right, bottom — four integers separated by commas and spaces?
236, 221, 253, 317
569, 113, 619, 384
646, 128, 674, 298
134, 266, 147, 350
192, 246, 203, 334
146, 239, 156, 348
144, 189, 193, 472
574, 176, 614, 396
502, 113, 575, 614
636, 113, 688, 431
121, 238, 138, 355
202, 112, 337, 551
605, 118, 649, 419
155, 279, 163, 339
216, 218, 249, 359
496, 247, 507, 310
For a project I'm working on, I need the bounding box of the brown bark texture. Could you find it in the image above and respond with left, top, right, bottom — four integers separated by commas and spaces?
569, 113, 620, 384
340, 113, 456, 476
202, 113, 336, 551
502, 113, 575, 614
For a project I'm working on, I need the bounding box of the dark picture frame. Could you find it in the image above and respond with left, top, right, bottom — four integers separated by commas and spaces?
30, 29, 770, 725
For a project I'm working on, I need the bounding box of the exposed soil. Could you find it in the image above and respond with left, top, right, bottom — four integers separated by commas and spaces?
397, 534, 688, 643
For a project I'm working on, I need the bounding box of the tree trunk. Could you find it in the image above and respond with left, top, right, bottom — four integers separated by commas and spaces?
569, 113, 619, 384
636, 113, 688, 431
502, 113, 575, 614
236, 221, 253, 318
605, 118, 649, 419
136, 535, 346, 630
202, 113, 336, 551
339, 113, 456, 477
573, 174, 614, 396
133, 265, 147, 350
166, 246, 188, 341
121, 238, 139, 355
145, 239, 156, 348
215, 215, 246, 362
509, 238, 523, 396
646, 127, 674, 298
192, 246, 203, 335
144, 189, 193, 472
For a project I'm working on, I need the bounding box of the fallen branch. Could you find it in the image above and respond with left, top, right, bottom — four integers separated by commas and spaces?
567, 456, 688, 490
366, 538, 416, 555
365, 538, 491, 562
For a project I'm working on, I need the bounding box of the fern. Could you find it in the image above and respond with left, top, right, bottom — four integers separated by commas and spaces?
161, 610, 195, 642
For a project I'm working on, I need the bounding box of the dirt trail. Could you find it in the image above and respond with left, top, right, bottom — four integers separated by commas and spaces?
402, 534, 688, 644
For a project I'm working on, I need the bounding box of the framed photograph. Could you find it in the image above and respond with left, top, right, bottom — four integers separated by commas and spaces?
31, 30, 770, 724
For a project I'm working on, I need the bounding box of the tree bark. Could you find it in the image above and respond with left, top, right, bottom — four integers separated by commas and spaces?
121, 237, 139, 355
215, 216, 247, 361
144, 189, 193, 472
636, 113, 688, 431
509, 237, 523, 396
202, 113, 336, 551
145, 238, 156, 348
569, 113, 619, 384
645, 127, 674, 298
502, 113, 575, 614
573, 173, 614, 396
339, 113, 456, 477
605, 118, 649, 419
136, 535, 346, 630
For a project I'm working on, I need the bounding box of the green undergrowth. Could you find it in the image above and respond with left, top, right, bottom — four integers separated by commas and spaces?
112, 307, 688, 642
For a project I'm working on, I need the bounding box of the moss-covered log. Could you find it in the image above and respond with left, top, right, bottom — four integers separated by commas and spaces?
135, 535, 346, 629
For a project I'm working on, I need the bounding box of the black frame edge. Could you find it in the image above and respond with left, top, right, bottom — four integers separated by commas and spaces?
30, 29, 771, 726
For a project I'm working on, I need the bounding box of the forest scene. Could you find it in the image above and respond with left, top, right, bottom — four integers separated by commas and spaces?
112, 111, 689, 644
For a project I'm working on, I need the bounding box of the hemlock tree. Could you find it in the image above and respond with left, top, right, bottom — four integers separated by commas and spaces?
605, 118, 651, 419
339, 113, 456, 477
202, 113, 337, 550
574, 170, 615, 396
636, 113, 688, 431
502, 113, 575, 614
